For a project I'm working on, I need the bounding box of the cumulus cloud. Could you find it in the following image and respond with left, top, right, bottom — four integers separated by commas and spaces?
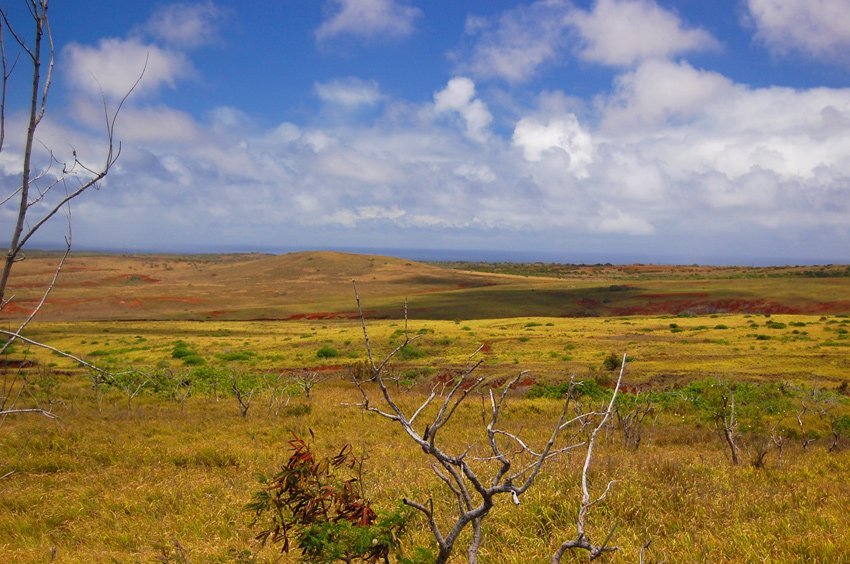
23, 57, 848, 255
316, 78, 383, 107
142, 1, 224, 48
572, 0, 719, 67
746, 0, 850, 62
601, 59, 734, 129
458, 0, 571, 83
316, 0, 422, 42
63, 38, 191, 98
457, 0, 717, 82
433, 77, 493, 143
512, 115, 594, 178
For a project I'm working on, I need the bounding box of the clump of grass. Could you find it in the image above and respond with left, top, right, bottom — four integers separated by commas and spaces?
396, 345, 424, 360
316, 345, 339, 359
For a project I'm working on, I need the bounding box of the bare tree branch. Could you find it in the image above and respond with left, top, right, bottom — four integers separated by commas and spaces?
0, 329, 115, 378
350, 284, 601, 563
0, 407, 56, 418
552, 354, 626, 562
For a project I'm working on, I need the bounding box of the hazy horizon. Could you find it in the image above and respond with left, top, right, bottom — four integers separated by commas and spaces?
17, 241, 848, 268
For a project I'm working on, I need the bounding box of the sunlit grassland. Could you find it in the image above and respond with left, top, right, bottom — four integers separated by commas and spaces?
3, 312, 850, 561
6, 253, 849, 321
19, 312, 850, 387
2, 379, 850, 562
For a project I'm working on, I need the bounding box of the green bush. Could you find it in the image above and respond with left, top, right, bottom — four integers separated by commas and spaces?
397, 345, 424, 360
181, 354, 205, 366
316, 345, 339, 359
526, 379, 610, 401
602, 352, 623, 371
217, 350, 256, 362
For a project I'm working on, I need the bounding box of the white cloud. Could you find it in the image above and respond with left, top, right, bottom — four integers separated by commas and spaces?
601, 59, 734, 129
513, 115, 594, 178
572, 0, 719, 67
32, 65, 850, 256
595, 206, 656, 235
454, 163, 496, 184
316, 0, 422, 42
63, 38, 191, 98
746, 0, 850, 62
143, 2, 224, 48
457, 0, 717, 83
434, 77, 493, 142
457, 0, 571, 83
315, 78, 383, 107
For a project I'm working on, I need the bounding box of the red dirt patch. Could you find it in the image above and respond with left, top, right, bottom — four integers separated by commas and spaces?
611, 298, 850, 316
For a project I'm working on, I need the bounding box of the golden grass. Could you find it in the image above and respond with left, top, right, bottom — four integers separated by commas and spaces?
16, 312, 850, 388
4, 252, 849, 321
2, 380, 850, 562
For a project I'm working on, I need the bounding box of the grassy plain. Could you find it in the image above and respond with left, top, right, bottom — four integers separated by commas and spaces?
2, 252, 850, 561
4, 251, 849, 321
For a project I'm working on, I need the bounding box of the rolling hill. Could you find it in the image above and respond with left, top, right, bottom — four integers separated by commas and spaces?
2, 251, 848, 321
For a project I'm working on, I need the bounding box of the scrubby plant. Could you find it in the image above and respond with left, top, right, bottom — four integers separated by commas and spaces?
247, 434, 412, 562
317, 345, 340, 359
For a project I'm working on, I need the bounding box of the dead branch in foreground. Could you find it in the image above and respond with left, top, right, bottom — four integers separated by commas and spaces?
350, 281, 625, 563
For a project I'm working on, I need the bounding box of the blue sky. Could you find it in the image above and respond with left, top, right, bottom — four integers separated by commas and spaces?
2, 0, 850, 264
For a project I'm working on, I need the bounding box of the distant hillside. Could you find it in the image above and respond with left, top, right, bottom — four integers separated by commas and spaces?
1, 251, 506, 321
2, 251, 848, 321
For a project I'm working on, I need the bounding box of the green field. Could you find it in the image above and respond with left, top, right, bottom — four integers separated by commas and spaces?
2, 252, 850, 562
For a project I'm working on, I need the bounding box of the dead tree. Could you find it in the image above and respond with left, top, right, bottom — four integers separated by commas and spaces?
716, 391, 740, 465
117, 371, 149, 413
552, 356, 626, 562
231, 376, 255, 418
0, 0, 139, 425
262, 372, 291, 415
350, 282, 617, 563
771, 427, 785, 465
615, 393, 652, 451
295, 369, 320, 399
0, 0, 140, 354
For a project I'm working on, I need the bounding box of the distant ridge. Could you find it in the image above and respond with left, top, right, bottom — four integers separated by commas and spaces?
3, 251, 848, 321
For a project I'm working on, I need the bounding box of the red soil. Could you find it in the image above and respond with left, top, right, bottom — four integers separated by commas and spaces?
611, 298, 850, 316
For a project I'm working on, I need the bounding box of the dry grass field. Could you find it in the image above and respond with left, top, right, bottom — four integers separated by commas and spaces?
5, 251, 849, 321
2, 252, 850, 562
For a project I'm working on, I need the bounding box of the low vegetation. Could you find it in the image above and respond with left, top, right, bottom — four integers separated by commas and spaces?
1, 308, 849, 561
3, 256, 850, 560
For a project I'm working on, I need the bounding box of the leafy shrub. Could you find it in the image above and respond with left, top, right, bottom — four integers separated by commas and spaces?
397, 345, 424, 360
834, 415, 850, 439
527, 379, 610, 402
171, 341, 195, 359
602, 352, 632, 371
218, 350, 256, 362
316, 345, 340, 359
181, 354, 206, 366
247, 435, 410, 562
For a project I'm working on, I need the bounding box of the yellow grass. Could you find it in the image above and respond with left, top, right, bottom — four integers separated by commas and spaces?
2, 381, 850, 562
16, 313, 850, 388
